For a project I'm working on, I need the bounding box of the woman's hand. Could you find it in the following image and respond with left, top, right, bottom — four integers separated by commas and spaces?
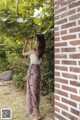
24, 38, 28, 44
22, 38, 28, 55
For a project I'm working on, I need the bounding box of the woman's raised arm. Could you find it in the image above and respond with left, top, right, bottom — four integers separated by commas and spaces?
22, 38, 34, 56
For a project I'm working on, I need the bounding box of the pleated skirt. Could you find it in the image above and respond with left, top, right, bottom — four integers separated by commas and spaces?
26, 63, 42, 116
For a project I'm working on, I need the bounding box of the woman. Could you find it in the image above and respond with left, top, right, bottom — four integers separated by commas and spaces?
22, 34, 46, 120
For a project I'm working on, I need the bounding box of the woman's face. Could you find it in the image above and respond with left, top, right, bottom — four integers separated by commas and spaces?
35, 37, 39, 46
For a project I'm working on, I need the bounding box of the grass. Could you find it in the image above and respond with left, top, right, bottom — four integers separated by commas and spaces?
0, 81, 54, 120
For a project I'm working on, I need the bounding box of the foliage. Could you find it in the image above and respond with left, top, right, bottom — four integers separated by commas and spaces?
41, 30, 54, 95
0, 36, 30, 89
12, 59, 28, 89
0, 0, 53, 39
0, 0, 54, 94
0, 37, 9, 72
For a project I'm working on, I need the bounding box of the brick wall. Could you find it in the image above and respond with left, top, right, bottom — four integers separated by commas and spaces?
54, 0, 80, 120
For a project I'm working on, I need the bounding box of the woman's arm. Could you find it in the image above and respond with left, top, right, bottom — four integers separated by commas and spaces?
30, 39, 32, 50
22, 39, 33, 56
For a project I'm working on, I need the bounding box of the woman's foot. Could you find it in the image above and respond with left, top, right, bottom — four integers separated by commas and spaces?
33, 115, 42, 120
25, 113, 34, 117
31, 113, 35, 117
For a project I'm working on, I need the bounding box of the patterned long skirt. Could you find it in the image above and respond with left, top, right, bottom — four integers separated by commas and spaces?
26, 63, 42, 117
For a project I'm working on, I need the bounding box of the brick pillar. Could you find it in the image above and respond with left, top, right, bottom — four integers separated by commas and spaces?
54, 0, 80, 120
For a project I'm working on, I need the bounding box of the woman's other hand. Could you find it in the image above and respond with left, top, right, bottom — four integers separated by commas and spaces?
24, 38, 28, 44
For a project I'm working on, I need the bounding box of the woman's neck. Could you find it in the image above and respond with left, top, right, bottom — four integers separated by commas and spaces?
33, 48, 38, 55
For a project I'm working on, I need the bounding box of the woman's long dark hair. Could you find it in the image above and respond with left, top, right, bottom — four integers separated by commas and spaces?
36, 34, 46, 60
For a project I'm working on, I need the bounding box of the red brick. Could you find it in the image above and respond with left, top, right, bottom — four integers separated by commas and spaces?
54, 48, 60, 53
54, 0, 73, 6
54, 15, 60, 20
60, 30, 67, 35
54, 106, 60, 112
62, 34, 76, 40
54, 26, 59, 31
78, 33, 80, 38
54, 1, 80, 119
55, 89, 68, 98
55, 77, 68, 84
55, 71, 60, 76
61, 48, 76, 52
69, 27, 80, 33
70, 108, 80, 116
78, 20, 80, 25
78, 61, 80, 65
54, 94, 60, 101
70, 40, 80, 46
70, 81, 80, 87
61, 9, 76, 18
61, 60, 76, 65
54, 60, 60, 64
54, 32, 59, 36
55, 112, 67, 120
77, 7, 80, 12
70, 94, 80, 102
54, 7, 67, 15
55, 18, 67, 25
62, 73, 77, 79
55, 101, 68, 110
62, 111, 78, 120
61, 22, 76, 29
62, 98, 77, 107
60, 0, 74, 6
54, 37, 60, 41
62, 85, 77, 93
55, 66, 68, 71
69, 13, 80, 21
70, 67, 80, 73
55, 42, 67, 47
55, 54, 67, 59
54, 5, 59, 11
69, 54, 80, 59
69, 1, 80, 8
55, 83, 60, 89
